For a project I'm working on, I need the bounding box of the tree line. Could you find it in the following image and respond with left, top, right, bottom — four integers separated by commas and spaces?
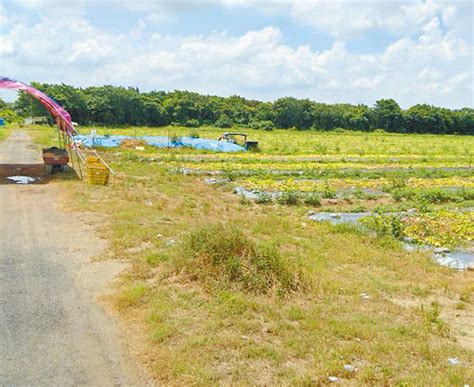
3, 82, 473, 134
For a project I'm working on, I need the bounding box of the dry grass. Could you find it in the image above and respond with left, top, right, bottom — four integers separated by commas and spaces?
120, 139, 148, 149
58, 149, 474, 385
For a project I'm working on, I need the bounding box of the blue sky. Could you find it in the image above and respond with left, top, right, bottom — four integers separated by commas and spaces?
0, 0, 472, 108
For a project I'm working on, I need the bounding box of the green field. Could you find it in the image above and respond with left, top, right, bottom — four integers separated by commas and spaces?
32, 125, 474, 384
82, 126, 473, 248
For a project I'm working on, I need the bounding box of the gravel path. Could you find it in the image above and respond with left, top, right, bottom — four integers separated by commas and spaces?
0, 131, 141, 385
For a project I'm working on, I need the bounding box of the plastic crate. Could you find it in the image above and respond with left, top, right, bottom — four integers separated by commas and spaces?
85, 158, 109, 185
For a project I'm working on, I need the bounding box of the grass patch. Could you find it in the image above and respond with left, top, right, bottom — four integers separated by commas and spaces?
115, 283, 150, 310
176, 223, 303, 295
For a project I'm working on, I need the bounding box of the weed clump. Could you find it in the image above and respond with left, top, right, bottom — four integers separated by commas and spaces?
255, 192, 273, 204
321, 184, 337, 199
360, 215, 405, 239
303, 192, 321, 206
277, 190, 300, 205
176, 223, 302, 295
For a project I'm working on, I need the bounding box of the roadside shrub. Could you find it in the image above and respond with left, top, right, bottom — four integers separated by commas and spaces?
176, 223, 302, 294
277, 190, 300, 205
303, 192, 321, 206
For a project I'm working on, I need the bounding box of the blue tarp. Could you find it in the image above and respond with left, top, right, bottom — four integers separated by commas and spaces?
74, 135, 246, 153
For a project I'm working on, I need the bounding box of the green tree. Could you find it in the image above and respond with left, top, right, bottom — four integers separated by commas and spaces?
215, 113, 233, 128
272, 97, 304, 128
8, 81, 470, 134
371, 99, 403, 132
405, 104, 451, 134
453, 108, 474, 135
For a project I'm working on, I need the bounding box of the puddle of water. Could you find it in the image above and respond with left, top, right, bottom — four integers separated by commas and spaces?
234, 186, 260, 200
308, 212, 373, 224
308, 209, 418, 225
402, 242, 474, 270
7, 176, 36, 184
233, 186, 281, 201
434, 250, 474, 271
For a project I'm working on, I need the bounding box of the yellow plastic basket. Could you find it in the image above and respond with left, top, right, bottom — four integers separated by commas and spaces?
85, 157, 109, 185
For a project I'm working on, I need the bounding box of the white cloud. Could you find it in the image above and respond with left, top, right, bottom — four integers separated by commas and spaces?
0, 3, 472, 108
0, 4, 8, 28
0, 36, 15, 56
6, 0, 472, 41
289, 0, 454, 39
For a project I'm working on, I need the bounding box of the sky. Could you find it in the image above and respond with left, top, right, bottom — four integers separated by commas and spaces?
0, 0, 472, 108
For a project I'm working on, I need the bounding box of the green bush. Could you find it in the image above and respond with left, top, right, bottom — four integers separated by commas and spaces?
321, 184, 337, 199
184, 118, 201, 127
255, 192, 273, 204
303, 192, 321, 206
249, 120, 274, 131
0, 109, 22, 124
215, 114, 233, 128
277, 190, 300, 205
360, 215, 405, 239
176, 223, 302, 294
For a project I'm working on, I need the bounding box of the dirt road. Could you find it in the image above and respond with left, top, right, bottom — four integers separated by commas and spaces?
0, 131, 141, 385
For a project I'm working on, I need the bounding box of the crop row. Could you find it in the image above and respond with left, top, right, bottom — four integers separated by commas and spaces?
241, 177, 474, 193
